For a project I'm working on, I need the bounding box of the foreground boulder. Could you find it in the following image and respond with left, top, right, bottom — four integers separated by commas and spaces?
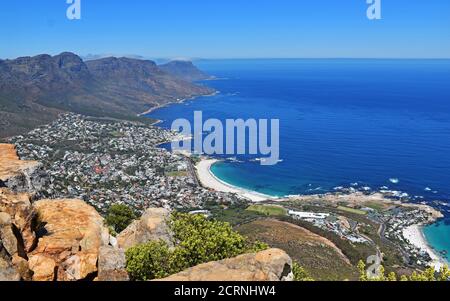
117, 208, 172, 250
0, 144, 46, 193
28, 199, 110, 281
159, 248, 293, 281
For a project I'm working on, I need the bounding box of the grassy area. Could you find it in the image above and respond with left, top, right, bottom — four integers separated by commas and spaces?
166, 171, 188, 177
207, 204, 261, 226
363, 201, 389, 212
246, 205, 287, 216
337, 206, 367, 215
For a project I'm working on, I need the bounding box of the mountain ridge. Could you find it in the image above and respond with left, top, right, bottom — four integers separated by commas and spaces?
159, 60, 213, 82
0, 52, 214, 137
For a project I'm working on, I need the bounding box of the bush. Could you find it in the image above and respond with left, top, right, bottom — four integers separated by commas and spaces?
358, 260, 450, 282
125, 240, 172, 281
292, 262, 314, 281
105, 204, 137, 233
169, 212, 266, 269
125, 212, 268, 281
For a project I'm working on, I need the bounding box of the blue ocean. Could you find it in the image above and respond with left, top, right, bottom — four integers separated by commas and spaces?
148, 59, 450, 261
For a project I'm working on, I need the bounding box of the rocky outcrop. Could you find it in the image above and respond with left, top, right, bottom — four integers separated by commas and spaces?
28, 199, 110, 281
159, 248, 293, 281
0, 213, 21, 281
97, 246, 129, 281
0, 188, 36, 252
117, 208, 172, 250
0, 189, 35, 280
0, 212, 19, 257
0, 144, 47, 193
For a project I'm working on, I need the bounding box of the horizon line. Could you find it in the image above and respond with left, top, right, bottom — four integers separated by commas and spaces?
2, 52, 450, 61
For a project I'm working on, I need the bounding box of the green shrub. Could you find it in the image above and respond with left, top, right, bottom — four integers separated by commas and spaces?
358, 260, 450, 282
125, 240, 173, 281
105, 204, 136, 233
292, 262, 314, 281
125, 212, 268, 281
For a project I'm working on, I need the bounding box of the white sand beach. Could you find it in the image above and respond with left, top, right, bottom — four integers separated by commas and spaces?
402, 225, 446, 271
195, 159, 275, 202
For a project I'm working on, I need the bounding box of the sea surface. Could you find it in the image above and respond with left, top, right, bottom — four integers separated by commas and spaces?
148, 59, 450, 262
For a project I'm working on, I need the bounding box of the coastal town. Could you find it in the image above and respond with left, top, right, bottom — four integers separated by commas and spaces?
3, 114, 246, 214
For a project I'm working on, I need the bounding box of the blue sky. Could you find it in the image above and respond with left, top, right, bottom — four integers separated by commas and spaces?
1, 0, 449, 59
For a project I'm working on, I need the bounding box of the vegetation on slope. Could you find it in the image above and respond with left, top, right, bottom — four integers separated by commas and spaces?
125, 212, 268, 281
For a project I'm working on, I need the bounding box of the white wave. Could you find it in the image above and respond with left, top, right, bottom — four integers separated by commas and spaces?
389, 178, 400, 184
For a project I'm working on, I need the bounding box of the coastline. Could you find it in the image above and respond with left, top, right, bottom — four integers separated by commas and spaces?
403, 224, 448, 271
195, 158, 276, 203
143, 84, 449, 271
195, 158, 448, 269
138, 91, 220, 117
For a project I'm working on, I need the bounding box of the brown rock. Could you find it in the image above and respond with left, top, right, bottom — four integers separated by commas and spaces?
97, 246, 129, 281
117, 208, 172, 250
59, 251, 99, 281
159, 248, 293, 281
28, 199, 110, 281
0, 212, 18, 256
0, 144, 44, 193
0, 188, 36, 252
28, 254, 56, 281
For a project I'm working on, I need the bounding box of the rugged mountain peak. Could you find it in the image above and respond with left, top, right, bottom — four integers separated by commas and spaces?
159, 60, 212, 82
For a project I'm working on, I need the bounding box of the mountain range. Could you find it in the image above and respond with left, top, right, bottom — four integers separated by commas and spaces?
0, 52, 213, 137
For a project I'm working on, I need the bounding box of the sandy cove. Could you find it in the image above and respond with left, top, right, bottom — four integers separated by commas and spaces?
402, 225, 447, 271
195, 159, 275, 203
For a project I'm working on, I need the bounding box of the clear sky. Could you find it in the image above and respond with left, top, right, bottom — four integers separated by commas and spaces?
1, 0, 449, 59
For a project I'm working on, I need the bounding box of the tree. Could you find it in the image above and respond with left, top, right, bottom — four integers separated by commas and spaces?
400, 275, 409, 281
105, 204, 137, 233
358, 260, 368, 281
292, 262, 314, 281
357, 258, 450, 282
438, 265, 450, 281
387, 272, 397, 282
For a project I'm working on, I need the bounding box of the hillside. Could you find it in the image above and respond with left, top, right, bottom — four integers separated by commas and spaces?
0, 53, 214, 137
236, 219, 359, 280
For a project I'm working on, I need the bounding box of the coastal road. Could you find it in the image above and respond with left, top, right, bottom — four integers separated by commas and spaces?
186, 158, 200, 186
